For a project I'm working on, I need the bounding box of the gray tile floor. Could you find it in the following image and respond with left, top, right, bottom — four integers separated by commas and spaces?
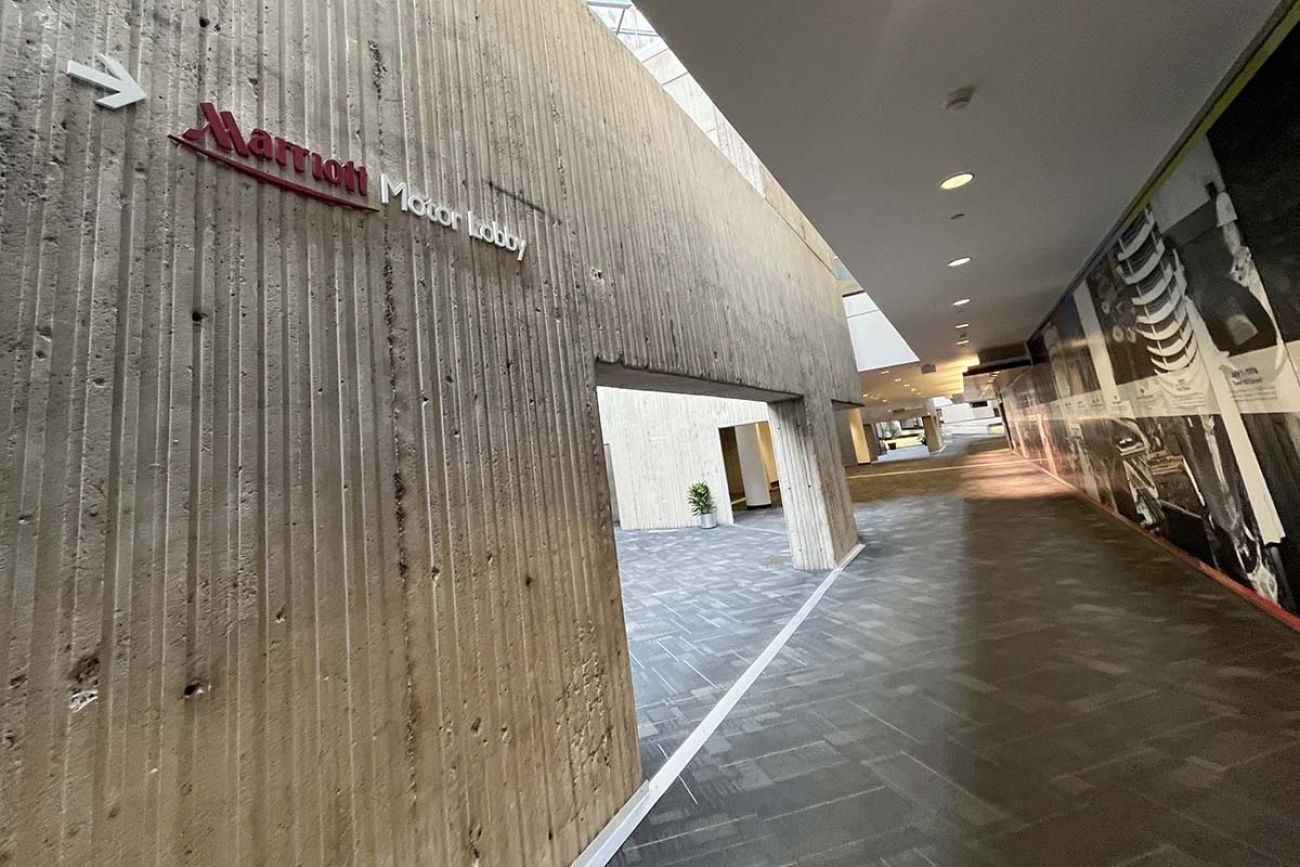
612, 435, 1300, 866
615, 505, 824, 779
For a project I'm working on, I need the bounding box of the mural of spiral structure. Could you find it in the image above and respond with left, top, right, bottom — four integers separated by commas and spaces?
1112, 206, 1280, 603
1115, 208, 1207, 399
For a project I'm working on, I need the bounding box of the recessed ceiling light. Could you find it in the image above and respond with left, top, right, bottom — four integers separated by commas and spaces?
955, 323, 970, 329
880, 370, 890, 374
940, 172, 974, 190
956, 338, 970, 346
894, 378, 903, 382
948, 257, 972, 268
953, 298, 971, 307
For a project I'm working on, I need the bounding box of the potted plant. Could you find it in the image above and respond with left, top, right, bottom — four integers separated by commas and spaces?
688, 481, 717, 529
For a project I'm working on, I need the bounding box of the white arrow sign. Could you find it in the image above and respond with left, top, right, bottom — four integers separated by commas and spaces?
66, 54, 145, 109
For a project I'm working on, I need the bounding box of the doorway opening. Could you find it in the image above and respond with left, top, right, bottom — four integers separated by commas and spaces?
592, 366, 844, 782
718, 422, 781, 518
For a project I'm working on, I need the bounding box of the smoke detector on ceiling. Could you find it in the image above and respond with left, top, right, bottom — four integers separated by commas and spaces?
943, 87, 975, 112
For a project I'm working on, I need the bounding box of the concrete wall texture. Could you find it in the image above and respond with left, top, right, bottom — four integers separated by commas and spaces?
597, 388, 769, 530
0, 0, 861, 864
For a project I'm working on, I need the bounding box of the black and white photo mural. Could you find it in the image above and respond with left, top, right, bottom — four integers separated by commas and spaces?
1002, 20, 1300, 615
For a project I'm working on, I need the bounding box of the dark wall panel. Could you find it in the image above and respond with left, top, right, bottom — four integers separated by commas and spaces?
1002, 18, 1300, 616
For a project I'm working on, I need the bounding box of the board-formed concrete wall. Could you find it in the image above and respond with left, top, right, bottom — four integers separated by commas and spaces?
0, 0, 861, 864
597, 388, 770, 530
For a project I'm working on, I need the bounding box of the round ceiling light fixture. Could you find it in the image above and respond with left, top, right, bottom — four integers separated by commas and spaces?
953, 298, 971, 307
940, 172, 974, 191
948, 256, 972, 268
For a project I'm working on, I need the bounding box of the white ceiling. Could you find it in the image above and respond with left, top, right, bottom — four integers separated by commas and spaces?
637, 0, 1283, 401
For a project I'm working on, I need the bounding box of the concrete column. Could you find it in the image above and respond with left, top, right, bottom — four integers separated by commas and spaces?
734, 423, 772, 507
835, 409, 858, 467
604, 443, 620, 523
836, 408, 871, 466
768, 398, 860, 569
923, 413, 944, 454
864, 424, 883, 462
720, 426, 746, 501
756, 421, 780, 483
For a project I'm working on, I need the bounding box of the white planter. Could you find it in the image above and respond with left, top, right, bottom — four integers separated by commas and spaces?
698, 512, 717, 529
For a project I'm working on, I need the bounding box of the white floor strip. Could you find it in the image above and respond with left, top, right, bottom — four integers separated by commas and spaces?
571, 540, 867, 867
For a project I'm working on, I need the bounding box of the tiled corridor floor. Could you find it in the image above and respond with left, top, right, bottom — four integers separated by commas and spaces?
615, 506, 823, 779
612, 436, 1300, 866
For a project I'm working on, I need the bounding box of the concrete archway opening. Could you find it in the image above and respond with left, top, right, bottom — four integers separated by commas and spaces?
592, 364, 861, 780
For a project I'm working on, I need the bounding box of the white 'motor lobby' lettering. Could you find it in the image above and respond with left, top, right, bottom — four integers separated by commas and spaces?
468, 210, 528, 262
380, 173, 460, 228
380, 172, 527, 261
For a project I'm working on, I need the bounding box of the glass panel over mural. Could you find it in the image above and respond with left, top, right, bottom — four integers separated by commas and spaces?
1001, 23, 1300, 615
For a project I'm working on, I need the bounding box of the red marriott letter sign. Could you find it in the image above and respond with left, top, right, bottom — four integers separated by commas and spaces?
170, 103, 375, 210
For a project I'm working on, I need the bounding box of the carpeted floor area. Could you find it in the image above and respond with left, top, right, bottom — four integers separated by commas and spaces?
611, 434, 1300, 866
